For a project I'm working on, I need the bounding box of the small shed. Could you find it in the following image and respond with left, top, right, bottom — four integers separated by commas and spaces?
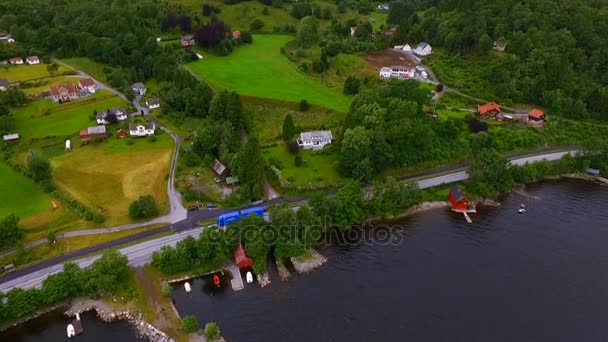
234, 243, 254, 269
448, 187, 470, 211
3, 133, 19, 142
117, 129, 128, 138
587, 168, 601, 176
212, 159, 229, 178
225, 176, 239, 185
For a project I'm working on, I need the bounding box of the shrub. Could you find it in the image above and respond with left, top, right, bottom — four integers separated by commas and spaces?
262, 6, 270, 15
148, 135, 157, 142
343, 75, 360, 95
268, 156, 283, 169
204, 322, 221, 340
294, 154, 303, 167
299, 99, 310, 112
287, 140, 300, 154
160, 283, 173, 297
250, 19, 264, 31
129, 195, 159, 219
181, 315, 200, 333
127, 138, 134, 145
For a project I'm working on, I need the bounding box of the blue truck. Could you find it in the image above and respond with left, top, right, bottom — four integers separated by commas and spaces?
217, 206, 264, 228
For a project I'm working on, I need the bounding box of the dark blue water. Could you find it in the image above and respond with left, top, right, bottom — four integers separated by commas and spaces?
171, 180, 608, 342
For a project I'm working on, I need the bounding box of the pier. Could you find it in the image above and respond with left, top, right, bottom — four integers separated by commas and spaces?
227, 263, 244, 291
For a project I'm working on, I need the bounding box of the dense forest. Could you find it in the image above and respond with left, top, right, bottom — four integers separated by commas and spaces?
389, 0, 608, 120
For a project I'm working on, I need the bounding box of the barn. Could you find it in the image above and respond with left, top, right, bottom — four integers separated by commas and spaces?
448, 187, 470, 211
234, 243, 254, 269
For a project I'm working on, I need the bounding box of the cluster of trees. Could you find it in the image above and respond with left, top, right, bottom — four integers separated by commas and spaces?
26, 151, 54, 191
129, 195, 159, 220
161, 12, 193, 33
338, 80, 467, 181
0, 251, 130, 325
389, 0, 608, 121
0, 88, 28, 136
291, 2, 333, 20
0, 214, 22, 250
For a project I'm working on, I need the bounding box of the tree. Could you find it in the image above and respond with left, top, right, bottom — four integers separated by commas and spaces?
181, 315, 200, 333
46, 63, 59, 76
479, 34, 493, 54
343, 75, 360, 95
204, 322, 221, 340
250, 19, 264, 32
332, 180, 366, 229
282, 114, 296, 141
468, 133, 514, 197
299, 99, 310, 111
0, 214, 22, 249
27, 151, 52, 183
340, 126, 373, 181
372, 178, 421, 216
128, 195, 159, 219
296, 16, 319, 48
241, 31, 253, 44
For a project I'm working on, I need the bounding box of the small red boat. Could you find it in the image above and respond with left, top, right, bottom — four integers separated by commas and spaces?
213, 274, 221, 287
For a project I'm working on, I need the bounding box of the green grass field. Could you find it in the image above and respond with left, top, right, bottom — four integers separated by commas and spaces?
13, 91, 129, 139
262, 144, 341, 186
0, 63, 71, 83
61, 57, 109, 83
187, 35, 351, 112
0, 161, 50, 218
21, 76, 84, 96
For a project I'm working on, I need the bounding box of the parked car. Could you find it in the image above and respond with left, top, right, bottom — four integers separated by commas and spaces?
421, 71, 428, 79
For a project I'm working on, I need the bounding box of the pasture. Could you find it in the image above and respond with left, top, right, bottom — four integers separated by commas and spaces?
13, 90, 128, 139
187, 35, 351, 112
262, 144, 341, 186
61, 57, 109, 83
0, 161, 51, 219
0, 63, 72, 82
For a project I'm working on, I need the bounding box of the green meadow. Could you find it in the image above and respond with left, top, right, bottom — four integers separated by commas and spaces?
187, 35, 351, 112
0, 161, 50, 218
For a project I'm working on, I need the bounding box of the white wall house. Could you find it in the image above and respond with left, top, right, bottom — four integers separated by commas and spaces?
297, 130, 333, 151
26, 56, 40, 65
380, 65, 415, 79
379, 67, 392, 79
146, 98, 160, 110
129, 122, 155, 137
96, 108, 128, 125
394, 44, 411, 52
132, 82, 146, 96
414, 42, 432, 56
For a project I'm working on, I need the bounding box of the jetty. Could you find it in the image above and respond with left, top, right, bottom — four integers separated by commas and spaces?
227, 263, 244, 291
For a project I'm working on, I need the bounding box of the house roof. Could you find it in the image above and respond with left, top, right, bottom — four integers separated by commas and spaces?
417, 42, 430, 49
0, 79, 9, 87
87, 126, 106, 135
529, 108, 545, 119
132, 82, 145, 90
79, 78, 96, 88
390, 65, 410, 71
26, 56, 39, 61
109, 107, 125, 115
300, 130, 333, 142
212, 159, 227, 176
9, 57, 22, 62
50, 83, 78, 96
129, 122, 155, 130
477, 102, 501, 115
181, 34, 194, 40
147, 98, 160, 106
225, 176, 239, 185
3, 133, 19, 141
450, 187, 466, 202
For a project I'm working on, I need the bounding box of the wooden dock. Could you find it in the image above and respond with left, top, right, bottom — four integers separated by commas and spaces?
228, 263, 244, 291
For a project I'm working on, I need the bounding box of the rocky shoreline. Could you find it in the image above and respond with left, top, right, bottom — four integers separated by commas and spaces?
257, 272, 271, 288
65, 299, 173, 342
291, 249, 327, 274
276, 259, 291, 281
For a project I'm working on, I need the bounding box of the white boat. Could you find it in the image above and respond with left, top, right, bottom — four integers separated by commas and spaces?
246, 271, 253, 284
66, 324, 75, 338
518, 208, 526, 214
184, 282, 191, 293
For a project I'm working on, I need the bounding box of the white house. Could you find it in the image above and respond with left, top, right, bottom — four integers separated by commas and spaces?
414, 42, 432, 56
129, 122, 155, 137
3, 133, 19, 142
78, 78, 96, 93
146, 98, 160, 110
132, 82, 146, 96
26, 56, 40, 65
297, 130, 333, 150
379, 67, 392, 79
390, 65, 415, 79
394, 44, 411, 52
96, 107, 128, 125
377, 3, 389, 10
0, 79, 9, 91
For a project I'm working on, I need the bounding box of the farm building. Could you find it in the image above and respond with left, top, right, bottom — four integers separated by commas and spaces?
132, 82, 146, 96
234, 243, 254, 269
527, 108, 546, 126
394, 44, 412, 52
297, 130, 333, 150
26, 56, 40, 65
96, 107, 128, 125
414, 42, 432, 56
3, 133, 19, 142
50, 83, 79, 102
78, 78, 96, 93
80, 125, 107, 142
181, 34, 195, 47
477, 102, 501, 117
0, 78, 9, 91
212, 159, 229, 179
129, 122, 155, 137
448, 187, 470, 211
379, 67, 392, 78
380, 65, 415, 79
117, 129, 128, 138
9, 57, 23, 65
146, 98, 160, 109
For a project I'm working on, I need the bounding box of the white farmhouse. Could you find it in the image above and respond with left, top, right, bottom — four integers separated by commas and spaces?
26, 56, 40, 65
146, 98, 160, 110
394, 44, 411, 52
414, 42, 432, 56
129, 122, 155, 137
297, 130, 333, 151
379, 67, 392, 79
96, 107, 128, 125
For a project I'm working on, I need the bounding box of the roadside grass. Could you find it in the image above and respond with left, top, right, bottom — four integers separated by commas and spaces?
13, 90, 128, 139
20, 76, 84, 96
60, 57, 109, 83
0, 161, 50, 219
246, 96, 345, 144
0, 223, 169, 269
368, 11, 388, 30
51, 134, 174, 226
0, 63, 72, 82
176, 164, 225, 207
187, 34, 351, 112
262, 144, 341, 186
149, 112, 205, 137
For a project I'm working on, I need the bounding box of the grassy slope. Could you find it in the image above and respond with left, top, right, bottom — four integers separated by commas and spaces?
262, 144, 340, 185
0, 63, 71, 82
187, 35, 351, 112
21, 76, 84, 96
0, 161, 50, 218
61, 57, 109, 83
51, 134, 174, 226
13, 91, 128, 139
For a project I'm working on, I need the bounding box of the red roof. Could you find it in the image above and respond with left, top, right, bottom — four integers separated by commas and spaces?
9, 57, 22, 62
50, 83, 77, 96
477, 102, 501, 115
529, 108, 545, 119
234, 243, 254, 269
79, 129, 89, 137
79, 78, 96, 88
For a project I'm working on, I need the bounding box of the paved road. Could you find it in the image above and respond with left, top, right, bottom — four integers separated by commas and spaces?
0, 147, 580, 292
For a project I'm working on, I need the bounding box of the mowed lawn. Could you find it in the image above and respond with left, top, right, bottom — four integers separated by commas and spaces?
61, 57, 109, 83
0, 63, 71, 82
187, 35, 351, 112
0, 161, 50, 218
263, 144, 341, 186
13, 91, 128, 139
51, 134, 174, 226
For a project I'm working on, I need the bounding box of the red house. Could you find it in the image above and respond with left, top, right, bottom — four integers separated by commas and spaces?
477, 102, 501, 117
448, 187, 470, 211
527, 108, 546, 126
80, 125, 107, 142
234, 243, 254, 269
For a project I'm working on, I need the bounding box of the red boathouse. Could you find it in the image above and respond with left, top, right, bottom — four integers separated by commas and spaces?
449, 187, 470, 211
234, 243, 254, 269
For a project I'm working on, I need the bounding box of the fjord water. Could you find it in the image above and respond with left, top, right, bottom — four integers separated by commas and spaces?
3, 180, 607, 342
172, 180, 608, 342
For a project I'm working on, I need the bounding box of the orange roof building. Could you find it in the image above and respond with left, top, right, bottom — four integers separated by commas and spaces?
477, 102, 501, 116
528, 108, 545, 121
